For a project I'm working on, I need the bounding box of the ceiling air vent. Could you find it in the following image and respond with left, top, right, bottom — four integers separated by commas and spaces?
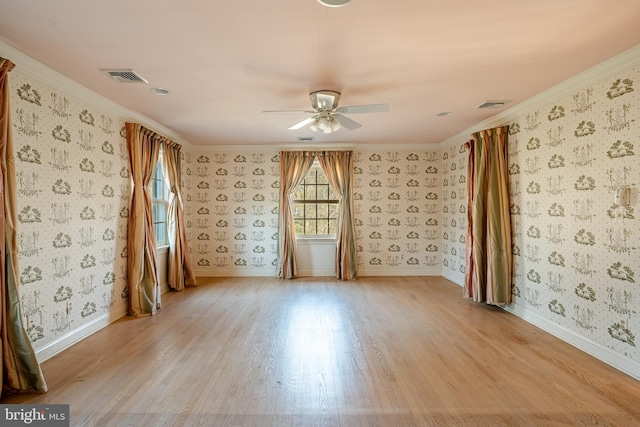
476, 100, 511, 109
297, 137, 315, 142
101, 69, 149, 84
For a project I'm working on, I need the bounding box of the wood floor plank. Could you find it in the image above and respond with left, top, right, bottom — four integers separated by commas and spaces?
3, 276, 640, 426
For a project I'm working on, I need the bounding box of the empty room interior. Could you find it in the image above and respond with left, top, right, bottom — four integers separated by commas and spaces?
1, 1, 640, 425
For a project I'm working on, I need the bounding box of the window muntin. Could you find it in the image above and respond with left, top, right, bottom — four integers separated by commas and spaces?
151, 152, 170, 247
292, 164, 339, 236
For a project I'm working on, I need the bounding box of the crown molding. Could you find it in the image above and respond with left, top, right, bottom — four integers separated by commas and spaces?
0, 39, 194, 150
190, 142, 439, 153
439, 43, 640, 149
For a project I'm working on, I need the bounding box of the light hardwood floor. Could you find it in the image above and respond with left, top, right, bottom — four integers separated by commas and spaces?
3, 276, 640, 426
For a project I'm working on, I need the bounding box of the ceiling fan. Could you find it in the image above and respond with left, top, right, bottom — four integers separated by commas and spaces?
263, 90, 390, 134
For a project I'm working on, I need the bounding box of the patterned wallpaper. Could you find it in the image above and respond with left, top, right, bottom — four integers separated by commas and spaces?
440, 145, 468, 283
10, 69, 129, 351
444, 65, 640, 364
353, 150, 441, 275
183, 151, 281, 275
509, 67, 640, 362
185, 149, 442, 276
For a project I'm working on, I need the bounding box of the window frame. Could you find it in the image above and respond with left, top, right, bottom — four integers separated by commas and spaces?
292, 162, 340, 238
150, 149, 170, 248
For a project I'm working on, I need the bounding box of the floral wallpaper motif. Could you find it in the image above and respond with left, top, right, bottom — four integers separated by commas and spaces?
508, 67, 640, 361
11, 70, 129, 350
183, 151, 281, 274
353, 150, 441, 275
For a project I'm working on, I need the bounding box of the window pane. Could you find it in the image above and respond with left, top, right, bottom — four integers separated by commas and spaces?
152, 179, 159, 198
317, 203, 328, 218
329, 186, 339, 200
305, 170, 317, 184
329, 219, 337, 234
293, 186, 305, 200
304, 183, 316, 200
304, 220, 316, 234
317, 185, 328, 200
154, 223, 167, 244
316, 171, 328, 184
329, 203, 339, 219
294, 220, 305, 234
293, 203, 305, 219
153, 203, 166, 221
304, 204, 316, 219
152, 202, 160, 219
317, 219, 329, 234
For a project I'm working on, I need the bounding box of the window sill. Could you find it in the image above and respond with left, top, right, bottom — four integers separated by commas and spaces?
296, 236, 336, 245
156, 245, 170, 254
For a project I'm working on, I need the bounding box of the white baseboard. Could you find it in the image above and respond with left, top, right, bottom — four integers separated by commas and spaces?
194, 268, 275, 277
442, 269, 465, 286
35, 305, 128, 363
503, 303, 640, 381
357, 267, 441, 277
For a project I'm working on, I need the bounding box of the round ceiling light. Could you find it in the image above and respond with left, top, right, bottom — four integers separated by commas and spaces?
151, 87, 171, 95
317, 0, 352, 7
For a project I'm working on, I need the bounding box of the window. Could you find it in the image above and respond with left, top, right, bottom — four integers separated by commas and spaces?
292, 163, 340, 236
151, 150, 170, 247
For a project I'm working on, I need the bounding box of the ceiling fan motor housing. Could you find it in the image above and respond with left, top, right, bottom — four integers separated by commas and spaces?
310, 90, 341, 111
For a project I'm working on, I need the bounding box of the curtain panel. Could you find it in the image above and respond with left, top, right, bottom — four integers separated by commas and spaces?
163, 142, 196, 291
316, 151, 358, 280
275, 151, 316, 279
464, 126, 512, 305
126, 123, 162, 316
0, 58, 47, 396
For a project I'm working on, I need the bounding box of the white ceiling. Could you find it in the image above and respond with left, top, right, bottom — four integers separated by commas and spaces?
1, 0, 640, 147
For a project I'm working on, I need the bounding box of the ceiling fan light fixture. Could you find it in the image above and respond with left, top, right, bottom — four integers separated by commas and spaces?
309, 120, 319, 132
317, 0, 352, 7
318, 116, 330, 130
330, 117, 341, 132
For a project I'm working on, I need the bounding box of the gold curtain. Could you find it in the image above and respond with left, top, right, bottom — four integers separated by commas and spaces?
316, 151, 358, 280
464, 126, 512, 305
126, 123, 161, 316
0, 58, 47, 396
275, 151, 316, 279
162, 142, 196, 291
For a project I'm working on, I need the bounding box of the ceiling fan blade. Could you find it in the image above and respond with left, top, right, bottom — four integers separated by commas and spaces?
336, 103, 390, 114
288, 116, 317, 130
262, 109, 316, 114
335, 114, 361, 131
